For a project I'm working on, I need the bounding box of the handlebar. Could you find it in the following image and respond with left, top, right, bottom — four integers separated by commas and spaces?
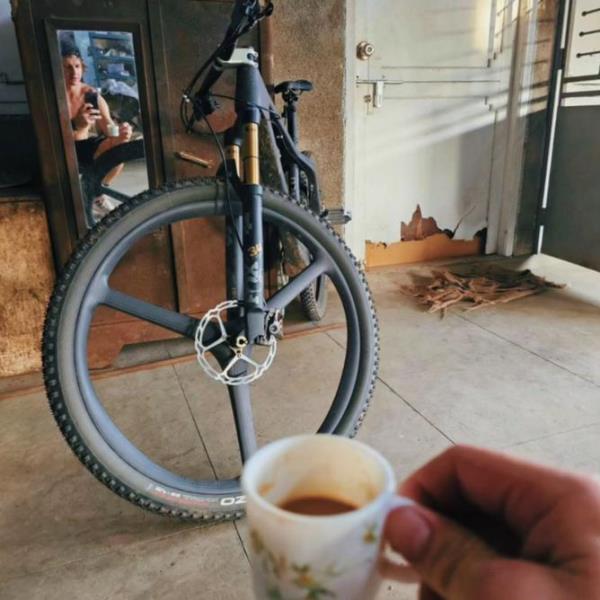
183, 0, 273, 122
227, 0, 261, 39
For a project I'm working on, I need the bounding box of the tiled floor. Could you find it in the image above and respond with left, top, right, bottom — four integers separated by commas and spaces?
1, 254, 599, 599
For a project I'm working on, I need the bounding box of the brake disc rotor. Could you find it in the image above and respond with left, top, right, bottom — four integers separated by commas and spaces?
194, 300, 277, 386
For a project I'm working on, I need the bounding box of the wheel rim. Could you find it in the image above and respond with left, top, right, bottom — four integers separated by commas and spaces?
68, 193, 367, 496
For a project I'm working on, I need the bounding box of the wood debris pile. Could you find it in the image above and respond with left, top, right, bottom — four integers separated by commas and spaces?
402, 266, 565, 314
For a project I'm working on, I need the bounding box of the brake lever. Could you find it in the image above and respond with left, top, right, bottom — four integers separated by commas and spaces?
259, 2, 274, 18
192, 92, 219, 120
239, 1, 274, 31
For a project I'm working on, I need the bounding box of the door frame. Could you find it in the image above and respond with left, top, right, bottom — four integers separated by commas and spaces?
534, 0, 572, 253
343, 0, 362, 261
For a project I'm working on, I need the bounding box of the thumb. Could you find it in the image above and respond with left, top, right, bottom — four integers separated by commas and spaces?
385, 505, 498, 600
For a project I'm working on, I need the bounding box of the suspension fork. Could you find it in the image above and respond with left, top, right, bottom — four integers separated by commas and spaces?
225, 124, 244, 322
237, 65, 267, 343
224, 116, 265, 346
241, 122, 266, 342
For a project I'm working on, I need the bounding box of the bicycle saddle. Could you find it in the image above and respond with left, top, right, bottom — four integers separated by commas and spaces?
274, 79, 314, 94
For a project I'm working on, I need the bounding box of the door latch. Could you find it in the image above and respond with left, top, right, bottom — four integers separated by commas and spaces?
373, 80, 385, 108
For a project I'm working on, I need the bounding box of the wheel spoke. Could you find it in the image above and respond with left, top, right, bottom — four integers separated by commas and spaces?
100, 186, 132, 203
102, 288, 198, 338
227, 380, 258, 463
267, 255, 330, 311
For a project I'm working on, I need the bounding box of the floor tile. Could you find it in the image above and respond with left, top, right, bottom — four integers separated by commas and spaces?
327, 264, 600, 449
0, 366, 213, 580
1, 523, 252, 600
379, 310, 600, 447
505, 422, 600, 476
436, 254, 600, 386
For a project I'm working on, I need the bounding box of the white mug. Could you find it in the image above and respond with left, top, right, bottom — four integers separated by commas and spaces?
241, 434, 413, 600
107, 123, 120, 138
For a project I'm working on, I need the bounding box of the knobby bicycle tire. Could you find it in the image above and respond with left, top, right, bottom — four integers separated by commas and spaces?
298, 151, 328, 321
43, 178, 379, 522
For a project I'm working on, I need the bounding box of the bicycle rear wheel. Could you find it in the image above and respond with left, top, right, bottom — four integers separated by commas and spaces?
297, 151, 328, 321
43, 178, 379, 521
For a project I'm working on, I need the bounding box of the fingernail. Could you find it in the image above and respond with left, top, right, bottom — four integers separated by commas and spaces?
386, 506, 432, 563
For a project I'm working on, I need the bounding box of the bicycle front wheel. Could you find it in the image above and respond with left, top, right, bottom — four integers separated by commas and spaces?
43, 178, 379, 521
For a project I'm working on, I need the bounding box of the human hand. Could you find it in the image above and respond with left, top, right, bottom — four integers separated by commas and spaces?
118, 122, 133, 143
73, 103, 100, 130
384, 445, 600, 600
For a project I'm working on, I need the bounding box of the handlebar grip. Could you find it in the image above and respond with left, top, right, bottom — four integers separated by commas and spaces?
194, 40, 236, 102
228, 0, 260, 36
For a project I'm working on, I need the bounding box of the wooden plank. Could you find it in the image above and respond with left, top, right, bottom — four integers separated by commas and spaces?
366, 233, 483, 269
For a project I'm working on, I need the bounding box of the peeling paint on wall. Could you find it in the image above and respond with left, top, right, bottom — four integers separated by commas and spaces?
401, 205, 444, 241
366, 204, 484, 269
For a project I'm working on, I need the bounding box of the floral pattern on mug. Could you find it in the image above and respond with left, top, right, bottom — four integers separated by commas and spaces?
250, 522, 382, 600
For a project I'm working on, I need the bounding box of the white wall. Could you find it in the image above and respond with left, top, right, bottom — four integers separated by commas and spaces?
0, 1, 28, 114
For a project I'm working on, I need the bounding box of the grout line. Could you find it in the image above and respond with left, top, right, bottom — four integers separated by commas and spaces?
233, 522, 250, 563
454, 312, 600, 390
170, 365, 219, 481
323, 333, 455, 445
376, 377, 456, 445
499, 420, 600, 450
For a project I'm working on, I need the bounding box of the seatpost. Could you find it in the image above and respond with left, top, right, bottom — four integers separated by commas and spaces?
283, 91, 301, 201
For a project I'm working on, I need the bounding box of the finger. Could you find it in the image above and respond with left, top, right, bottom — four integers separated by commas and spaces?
379, 559, 420, 583
399, 445, 578, 537
385, 504, 496, 598
419, 586, 443, 600
385, 504, 563, 600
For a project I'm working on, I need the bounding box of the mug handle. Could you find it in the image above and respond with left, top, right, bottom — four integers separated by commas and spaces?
379, 496, 422, 584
